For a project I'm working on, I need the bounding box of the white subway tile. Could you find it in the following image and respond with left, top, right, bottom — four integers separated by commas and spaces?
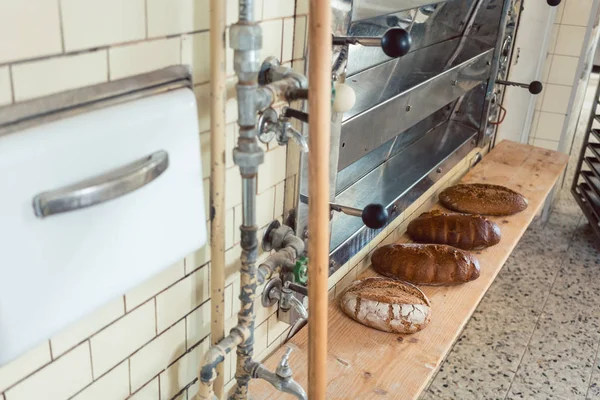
535, 112, 566, 141
224, 283, 234, 318
293, 16, 308, 60
156, 266, 209, 333
226, 77, 239, 123
226, 166, 243, 208
61, 0, 145, 51
195, 84, 211, 132
0, 342, 51, 393
109, 38, 181, 80
5, 344, 92, 400
200, 132, 211, 179
535, 87, 545, 111
231, 276, 241, 316
554, 25, 586, 57
147, 0, 209, 37
130, 320, 186, 392
274, 181, 285, 219
226, 28, 235, 77
267, 313, 289, 346
0, 0, 61, 63
555, 0, 566, 23
51, 297, 124, 357
533, 138, 559, 151
253, 321, 269, 357
226, 207, 235, 249
263, 0, 295, 19
185, 226, 211, 274
186, 300, 211, 348
182, 31, 211, 85
159, 339, 210, 399
261, 20, 284, 62
226, 0, 263, 25
258, 146, 287, 193
129, 378, 159, 400
256, 187, 276, 228
296, 0, 308, 15
226, 124, 236, 168
0, 67, 12, 106
562, 0, 593, 26
71, 361, 129, 400
282, 18, 295, 62
12, 51, 108, 101
126, 259, 186, 312
90, 301, 155, 377
541, 84, 571, 114
548, 55, 579, 86
225, 244, 242, 284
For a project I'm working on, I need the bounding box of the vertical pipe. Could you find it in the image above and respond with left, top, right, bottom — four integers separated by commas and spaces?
307, 0, 331, 398
209, 0, 227, 396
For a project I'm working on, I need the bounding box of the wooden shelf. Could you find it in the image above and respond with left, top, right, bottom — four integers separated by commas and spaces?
249, 141, 568, 400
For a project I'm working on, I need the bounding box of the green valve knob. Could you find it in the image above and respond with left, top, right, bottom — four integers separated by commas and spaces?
294, 256, 308, 285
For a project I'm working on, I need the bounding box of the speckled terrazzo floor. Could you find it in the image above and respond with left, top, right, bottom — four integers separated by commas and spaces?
420, 77, 600, 400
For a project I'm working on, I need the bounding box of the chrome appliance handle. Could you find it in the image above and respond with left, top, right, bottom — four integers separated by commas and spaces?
32, 150, 169, 218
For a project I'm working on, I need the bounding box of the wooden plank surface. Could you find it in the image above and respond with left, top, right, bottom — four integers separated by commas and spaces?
249, 141, 569, 400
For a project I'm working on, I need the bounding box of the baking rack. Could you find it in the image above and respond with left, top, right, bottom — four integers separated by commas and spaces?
572, 76, 600, 238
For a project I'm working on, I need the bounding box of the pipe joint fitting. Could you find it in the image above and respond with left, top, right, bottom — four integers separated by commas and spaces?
230, 23, 262, 51
233, 147, 264, 171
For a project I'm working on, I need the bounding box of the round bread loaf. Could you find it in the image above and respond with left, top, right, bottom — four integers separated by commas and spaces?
339, 277, 431, 334
371, 243, 480, 285
407, 210, 501, 250
439, 183, 528, 216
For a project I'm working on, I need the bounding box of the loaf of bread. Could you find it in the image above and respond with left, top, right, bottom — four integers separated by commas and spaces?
407, 210, 501, 250
371, 244, 480, 285
439, 183, 528, 216
339, 277, 431, 334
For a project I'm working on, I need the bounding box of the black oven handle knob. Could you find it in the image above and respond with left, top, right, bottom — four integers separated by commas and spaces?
547, 0, 562, 6
381, 28, 412, 58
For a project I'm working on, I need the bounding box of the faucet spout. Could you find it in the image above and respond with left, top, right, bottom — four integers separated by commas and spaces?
250, 362, 307, 400
281, 288, 308, 320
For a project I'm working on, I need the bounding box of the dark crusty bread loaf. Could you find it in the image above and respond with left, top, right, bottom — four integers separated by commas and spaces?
371, 244, 480, 285
407, 210, 501, 250
339, 277, 431, 334
439, 183, 528, 216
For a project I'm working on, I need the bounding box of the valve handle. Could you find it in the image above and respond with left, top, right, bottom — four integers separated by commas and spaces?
547, 0, 561, 6
362, 204, 389, 230
294, 256, 309, 285
381, 28, 412, 58
333, 82, 356, 113
528, 81, 543, 95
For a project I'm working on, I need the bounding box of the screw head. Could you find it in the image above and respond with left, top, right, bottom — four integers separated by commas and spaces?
405, 105, 412, 112
436, 168, 443, 173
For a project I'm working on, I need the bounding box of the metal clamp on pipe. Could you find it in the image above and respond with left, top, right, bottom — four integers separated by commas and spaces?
332, 28, 412, 58
496, 79, 543, 95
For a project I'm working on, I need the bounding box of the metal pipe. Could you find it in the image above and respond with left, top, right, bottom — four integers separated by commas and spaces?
208, 0, 227, 395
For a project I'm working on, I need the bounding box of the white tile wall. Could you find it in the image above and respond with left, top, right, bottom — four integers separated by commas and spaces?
155, 266, 209, 333
4, 344, 92, 400
561, 0, 593, 26
181, 31, 211, 84
186, 300, 211, 348
0, 342, 51, 393
0, 67, 12, 106
536, 112, 567, 141
60, 0, 146, 51
541, 84, 571, 114
261, 20, 284, 62
89, 300, 155, 377
293, 17, 307, 60
125, 260, 185, 312
554, 25, 586, 57
109, 38, 181, 80
129, 378, 159, 400
12, 51, 108, 101
263, 0, 295, 19
129, 320, 186, 392
70, 361, 129, 400
534, 138, 559, 151
159, 339, 209, 399
282, 18, 295, 62
51, 297, 124, 357
547, 55, 579, 86
147, 0, 209, 37
258, 146, 287, 193
0, 0, 62, 63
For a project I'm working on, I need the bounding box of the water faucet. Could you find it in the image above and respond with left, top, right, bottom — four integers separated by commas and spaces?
251, 348, 307, 400
280, 286, 308, 320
